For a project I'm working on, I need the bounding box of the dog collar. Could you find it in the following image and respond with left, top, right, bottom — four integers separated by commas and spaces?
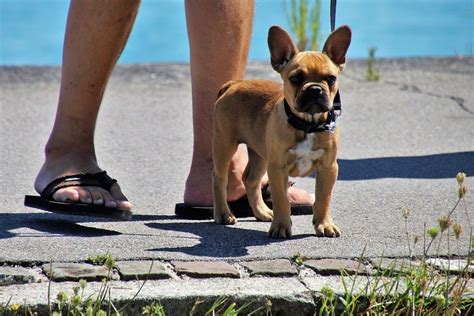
283, 92, 341, 135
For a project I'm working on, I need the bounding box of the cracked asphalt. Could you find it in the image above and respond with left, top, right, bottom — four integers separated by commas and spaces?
1, 58, 473, 263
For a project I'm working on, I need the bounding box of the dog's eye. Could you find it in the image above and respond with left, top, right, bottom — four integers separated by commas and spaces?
290, 73, 304, 85
326, 75, 337, 86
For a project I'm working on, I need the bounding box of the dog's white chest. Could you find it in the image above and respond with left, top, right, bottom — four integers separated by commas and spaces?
288, 134, 325, 176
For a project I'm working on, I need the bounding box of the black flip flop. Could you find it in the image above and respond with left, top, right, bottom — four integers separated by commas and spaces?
24, 171, 132, 221
175, 183, 312, 220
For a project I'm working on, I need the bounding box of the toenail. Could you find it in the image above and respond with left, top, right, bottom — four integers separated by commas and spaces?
94, 199, 103, 205
107, 201, 117, 208
85, 198, 93, 203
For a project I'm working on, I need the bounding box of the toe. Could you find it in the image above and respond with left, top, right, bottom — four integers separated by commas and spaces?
90, 190, 104, 205
77, 187, 93, 204
109, 183, 132, 210
52, 187, 81, 203
99, 189, 118, 208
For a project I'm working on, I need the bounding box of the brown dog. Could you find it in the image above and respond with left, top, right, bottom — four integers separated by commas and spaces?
212, 25, 351, 238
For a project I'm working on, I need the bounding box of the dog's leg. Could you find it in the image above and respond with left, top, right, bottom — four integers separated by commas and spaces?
267, 161, 292, 238
313, 162, 341, 237
212, 138, 238, 225
243, 148, 273, 222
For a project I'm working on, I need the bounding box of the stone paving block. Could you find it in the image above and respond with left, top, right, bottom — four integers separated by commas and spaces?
304, 259, 368, 275
0, 266, 41, 285
371, 258, 418, 274
115, 260, 173, 280
240, 259, 298, 277
426, 258, 474, 275
172, 261, 240, 278
42, 263, 109, 282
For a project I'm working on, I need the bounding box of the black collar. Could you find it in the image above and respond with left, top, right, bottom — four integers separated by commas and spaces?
283, 91, 341, 135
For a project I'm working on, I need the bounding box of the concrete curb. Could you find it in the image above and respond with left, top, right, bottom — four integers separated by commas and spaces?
1, 257, 472, 315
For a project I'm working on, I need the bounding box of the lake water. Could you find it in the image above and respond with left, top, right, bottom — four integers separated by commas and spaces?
0, 0, 472, 65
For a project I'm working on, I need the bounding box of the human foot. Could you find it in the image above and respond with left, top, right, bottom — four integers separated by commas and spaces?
183, 146, 314, 207
34, 152, 131, 211
183, 150, 247, 206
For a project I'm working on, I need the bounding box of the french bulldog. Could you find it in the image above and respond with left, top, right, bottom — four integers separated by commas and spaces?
212, 25, 351, 238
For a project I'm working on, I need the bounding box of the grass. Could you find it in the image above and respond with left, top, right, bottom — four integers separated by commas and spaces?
366, 47, 380, 81
292, 252, 307, 266
86, 253, 113, 266
285, 0, 322, 51
318, 172, 473, 315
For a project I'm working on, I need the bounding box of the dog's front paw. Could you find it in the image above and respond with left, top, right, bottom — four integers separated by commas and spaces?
268, 220, 292, 238
214, 211, 237, 225
313, 218, 341, 237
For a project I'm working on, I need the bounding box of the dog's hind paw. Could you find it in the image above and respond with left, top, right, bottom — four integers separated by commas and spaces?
313, 219, 341, 237
214, 212, 237, 225
254, 207, 273, 222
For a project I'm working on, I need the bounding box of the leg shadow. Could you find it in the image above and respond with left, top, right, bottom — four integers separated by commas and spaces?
0, 213, 122, 239
335, 151, 474, 181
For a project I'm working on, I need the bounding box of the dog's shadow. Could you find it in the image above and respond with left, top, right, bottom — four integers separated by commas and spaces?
146, 220, 314, 258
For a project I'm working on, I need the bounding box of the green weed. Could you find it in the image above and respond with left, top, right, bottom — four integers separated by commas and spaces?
285, 0, 322, 51
292, 252, 307, 266
318, 172, 473, 315
86, 253, 113, 266
366, 47, 380, 81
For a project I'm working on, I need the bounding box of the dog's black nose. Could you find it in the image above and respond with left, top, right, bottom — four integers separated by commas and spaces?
307, 85, 322, 96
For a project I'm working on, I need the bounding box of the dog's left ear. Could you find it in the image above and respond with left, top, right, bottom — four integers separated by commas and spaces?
322, 25, 352, 70
268, 26, 299, 72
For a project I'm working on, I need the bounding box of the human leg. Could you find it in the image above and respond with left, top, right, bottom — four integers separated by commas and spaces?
183, 0, 314, 208
34, 0, 140, 210
184, 0, 254, 206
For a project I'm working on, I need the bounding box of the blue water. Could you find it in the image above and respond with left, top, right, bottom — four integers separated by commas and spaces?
0, 0, 472, 65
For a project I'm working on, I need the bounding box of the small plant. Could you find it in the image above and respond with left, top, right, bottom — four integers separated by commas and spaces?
319, 286, 336, 315
292, 252, 307, 265
318, 172, 472, 315
86, 253, 113, 266
285, 0, 322, 51
142, 302, 165, 316
366, 47, 380, 81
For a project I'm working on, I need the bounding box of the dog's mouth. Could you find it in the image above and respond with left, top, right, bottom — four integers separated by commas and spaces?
296, 90, 331, 115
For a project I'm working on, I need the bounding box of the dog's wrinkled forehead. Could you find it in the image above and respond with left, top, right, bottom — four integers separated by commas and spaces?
283, 52, 339, 80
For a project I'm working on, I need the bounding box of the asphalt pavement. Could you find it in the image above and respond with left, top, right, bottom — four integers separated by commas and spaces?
1, 58, 473, 263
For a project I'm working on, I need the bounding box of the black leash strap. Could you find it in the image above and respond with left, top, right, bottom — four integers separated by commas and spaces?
330, 0, 337, 32
330, 0, 342, 114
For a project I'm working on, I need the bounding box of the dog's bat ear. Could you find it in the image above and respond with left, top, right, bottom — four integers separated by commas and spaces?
322, 25, 352, 70
268, 26, 298, 73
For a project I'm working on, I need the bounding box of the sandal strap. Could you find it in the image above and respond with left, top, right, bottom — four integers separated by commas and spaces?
261, 181, 297, 202
40, 171, 117, 199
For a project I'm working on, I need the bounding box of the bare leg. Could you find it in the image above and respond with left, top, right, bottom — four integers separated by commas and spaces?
184, 0, 314, 207
184, 0, 253, 205
34, 0, 140, 210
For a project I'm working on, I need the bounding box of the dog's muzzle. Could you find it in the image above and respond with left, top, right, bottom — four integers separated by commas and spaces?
296, 85, 331, 114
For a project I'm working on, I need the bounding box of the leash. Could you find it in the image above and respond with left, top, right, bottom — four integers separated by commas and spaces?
330, 0, 337, 32
330, 0, 342, 116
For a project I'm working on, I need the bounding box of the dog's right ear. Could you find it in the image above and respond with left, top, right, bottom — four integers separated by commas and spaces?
268, 26, 298, 72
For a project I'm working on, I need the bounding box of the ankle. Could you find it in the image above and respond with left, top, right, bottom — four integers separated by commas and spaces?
44, 141, 96, 160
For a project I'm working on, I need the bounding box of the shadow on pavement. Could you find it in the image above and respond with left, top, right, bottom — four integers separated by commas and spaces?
0, 213, 122, 239
145, 221, 316, 258
0, 213, 173, 239
335, 151, 474, 181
